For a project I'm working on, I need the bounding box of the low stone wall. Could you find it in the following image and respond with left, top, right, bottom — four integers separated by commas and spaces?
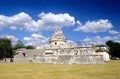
34, 57, 57, 63
14, 58, 33, 62
73, 55, 104, 64
33, 54, 104, 64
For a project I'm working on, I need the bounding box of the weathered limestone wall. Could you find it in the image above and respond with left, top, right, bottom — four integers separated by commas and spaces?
34, 55, 104, 64
34, 57, 57, 63
14, 58, 31, 62
73, 55, 104, 64
14, 47, 105, 64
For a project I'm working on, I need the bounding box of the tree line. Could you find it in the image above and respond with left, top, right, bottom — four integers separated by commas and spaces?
106, 40, 120, 59
0, 38, 34, 60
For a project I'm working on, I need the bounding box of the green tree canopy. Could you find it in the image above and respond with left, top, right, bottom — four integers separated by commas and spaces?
25, 45, 34, 49
106, 40, 120, 59
0, 38, 13, 59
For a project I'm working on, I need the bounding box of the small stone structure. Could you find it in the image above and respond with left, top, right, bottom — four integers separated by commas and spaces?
14, 29, 109, 64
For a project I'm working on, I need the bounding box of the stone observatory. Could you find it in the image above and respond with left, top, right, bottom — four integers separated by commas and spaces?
14, 29, 110, 64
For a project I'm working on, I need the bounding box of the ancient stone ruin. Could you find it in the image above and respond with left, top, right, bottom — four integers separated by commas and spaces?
14, 29, 109, 64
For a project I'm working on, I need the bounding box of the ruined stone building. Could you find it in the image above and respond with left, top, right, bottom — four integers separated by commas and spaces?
14, 29, 110, 64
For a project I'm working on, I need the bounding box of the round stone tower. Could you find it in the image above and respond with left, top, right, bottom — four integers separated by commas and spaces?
49, 29, 66, 46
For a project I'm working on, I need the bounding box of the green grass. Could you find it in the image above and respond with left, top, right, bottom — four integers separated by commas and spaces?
0, 60, 120, 79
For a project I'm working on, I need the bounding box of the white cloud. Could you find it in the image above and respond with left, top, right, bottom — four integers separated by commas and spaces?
0, 12, 115, 34
31, 33, 46, 38
39, 12, 75, 26
108, 30, 119, 34
23, 33, 48, 46
0, 12, 32, 30
37, 12, 75, 31
83, 35, 119, 44
0, 12, 75, 32
9, 26, 17, 30
0, 35, 19, 45
67, 40, 75, 44
83, 37, 92, 42
74, 19, 113, 33
76, 20, 82, 26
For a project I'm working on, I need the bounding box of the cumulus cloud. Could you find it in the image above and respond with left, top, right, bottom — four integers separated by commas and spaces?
108, 30, 119, 34
23, 33, 48, 45
66, 40, 76, 44
0, 12, 32, 31
83, 36, 119, 44
0, 12, 114, 34
39, 12, 75, 29
0, 35, 19, 45
0, 12, 75, 32
74, 19, 113, 33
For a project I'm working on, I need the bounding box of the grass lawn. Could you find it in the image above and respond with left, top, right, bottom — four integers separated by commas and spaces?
0, 60, 120, 79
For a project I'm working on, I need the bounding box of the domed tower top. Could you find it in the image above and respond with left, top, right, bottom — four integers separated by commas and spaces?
49, 29, 66, 46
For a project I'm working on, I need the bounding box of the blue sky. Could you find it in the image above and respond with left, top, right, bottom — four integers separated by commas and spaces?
0, 0, 120, 46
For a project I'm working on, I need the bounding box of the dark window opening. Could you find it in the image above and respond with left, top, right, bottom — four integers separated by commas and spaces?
55, 42, 57, 45
22, 53, 26, 57
45, 53, 53, 55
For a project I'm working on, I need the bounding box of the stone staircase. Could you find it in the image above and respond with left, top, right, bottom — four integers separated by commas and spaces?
56, 55, 73, 64
14, 49, 44, 62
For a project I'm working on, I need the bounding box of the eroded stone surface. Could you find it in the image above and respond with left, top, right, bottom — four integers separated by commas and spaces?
14, 29, 109, 64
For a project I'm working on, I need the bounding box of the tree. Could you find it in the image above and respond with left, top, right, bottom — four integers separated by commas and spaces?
106, 40, 114, 57
106, 40, 120, 59
113, 42, 120, 58
0, 38, 13, 59
25, 45, 34, 49
12, 40, 25, 50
